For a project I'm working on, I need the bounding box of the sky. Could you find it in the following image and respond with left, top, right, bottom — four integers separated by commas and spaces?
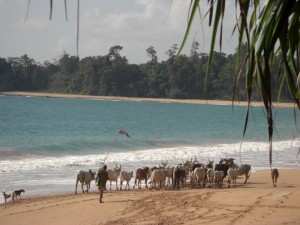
0, 0, 239, 65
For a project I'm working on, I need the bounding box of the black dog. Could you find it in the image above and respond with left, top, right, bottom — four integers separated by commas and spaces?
12, 189, 25, 201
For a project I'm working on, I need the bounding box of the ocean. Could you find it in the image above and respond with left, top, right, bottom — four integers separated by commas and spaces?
0, 95, 299, 203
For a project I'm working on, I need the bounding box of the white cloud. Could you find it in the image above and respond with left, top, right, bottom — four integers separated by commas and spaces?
0, 0, 239, 64
12, 18, 48, 31
79, 0, 197, 63
0, 0, 6, 9
54, 38, 71, 55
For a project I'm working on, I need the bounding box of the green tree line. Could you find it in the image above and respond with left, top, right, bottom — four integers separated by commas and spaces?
0, 43, 291, 102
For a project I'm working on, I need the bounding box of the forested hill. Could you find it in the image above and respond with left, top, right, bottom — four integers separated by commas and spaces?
0, 44, 292, 102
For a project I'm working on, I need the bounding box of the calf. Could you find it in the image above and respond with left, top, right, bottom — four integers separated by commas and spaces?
271, 168, 279, 187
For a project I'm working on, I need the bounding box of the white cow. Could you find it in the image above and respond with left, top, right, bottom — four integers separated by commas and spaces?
214, 170, 224, 188
164, 166, 174, 187
207, 168, 215, 188
120, 170, 133, 190
228, 168, 238, 188
189, 170, 197, 188
229, 163, 251, 184
151, 169, 166, 190
75, 170, 96, 194
194, 167, 207, 188
107, 164, 122, 190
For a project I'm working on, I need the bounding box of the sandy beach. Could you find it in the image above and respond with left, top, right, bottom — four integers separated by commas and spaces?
0, 169, 299, 225
0, 91, 297, 108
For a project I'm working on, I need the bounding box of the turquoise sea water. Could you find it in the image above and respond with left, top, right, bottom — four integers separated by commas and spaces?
0, 95, 299, 202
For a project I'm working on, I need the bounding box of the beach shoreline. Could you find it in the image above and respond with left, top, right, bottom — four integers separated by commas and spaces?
1, 91, 297, 108
1, 169, 300, 225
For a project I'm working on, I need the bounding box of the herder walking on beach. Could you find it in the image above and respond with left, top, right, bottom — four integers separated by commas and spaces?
96, 165, 108, 203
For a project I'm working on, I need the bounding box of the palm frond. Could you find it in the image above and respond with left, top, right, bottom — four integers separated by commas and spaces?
24, 0, 31, 23
50, 0, 53, 20
177, 0, 200, 56
65, 0, 68, 21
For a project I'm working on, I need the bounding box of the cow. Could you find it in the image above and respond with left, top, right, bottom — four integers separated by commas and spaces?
214, 170, 224, 188
173, 165, 186, 189
183, 158, 199, 171
151, 169, 167, 190
229, 163, 251, 184
159, 160, 168, 169
133, 167, 150, 189
107, 164, 122, 190
164, 166, 175, 187
120, 170, 133, 190
189, 170, 197, 188
219, 157, 251, 184
205, 159, 214, 169
194, 167, 207, 188
207, 168, 215, 188
75, 170, 96, 194
271, 168, 279, 187
214, 163, 229, 181
227, 168, 238, 188
191, 163, 204, 172
148, 166, 159, 177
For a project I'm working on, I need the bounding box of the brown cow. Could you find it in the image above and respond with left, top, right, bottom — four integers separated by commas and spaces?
173, 165, 186, 189
133, 167, 149, 189
271, 168, 279, 187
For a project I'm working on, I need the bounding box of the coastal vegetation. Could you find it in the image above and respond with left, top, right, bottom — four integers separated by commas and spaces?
0, 43, 290, 102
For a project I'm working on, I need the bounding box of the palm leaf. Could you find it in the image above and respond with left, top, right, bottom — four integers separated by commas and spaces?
205, 0, 223, 93
177, 0, 200, 56
50, 0, 53, 20
65, 0, 68, 21
24, 0, 31, 22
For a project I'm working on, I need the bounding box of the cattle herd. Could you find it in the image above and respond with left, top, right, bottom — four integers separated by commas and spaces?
1, 158, 280, 204
74, 157, 255, 193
